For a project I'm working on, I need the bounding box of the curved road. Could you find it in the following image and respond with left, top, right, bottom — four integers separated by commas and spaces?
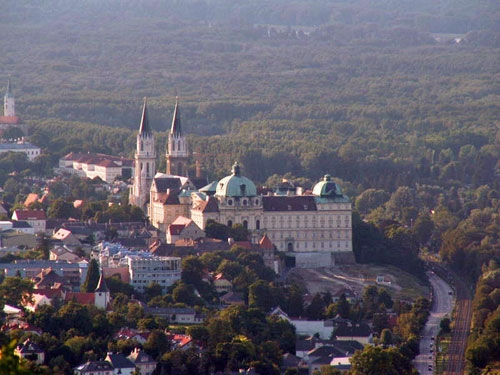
414, 271, 455, 374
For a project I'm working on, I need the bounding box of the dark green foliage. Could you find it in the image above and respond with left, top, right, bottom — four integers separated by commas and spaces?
466, 264, 500, 371
81, 259, 100, 293
350, 345, 413, 375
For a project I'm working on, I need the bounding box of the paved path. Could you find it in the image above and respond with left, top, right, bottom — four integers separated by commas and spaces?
414, 271, 454, 374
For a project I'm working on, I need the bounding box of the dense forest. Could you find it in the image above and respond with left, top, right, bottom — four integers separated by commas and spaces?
1, 1, 500, 372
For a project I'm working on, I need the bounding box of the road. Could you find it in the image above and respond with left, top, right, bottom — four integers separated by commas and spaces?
414, 271, 455, 374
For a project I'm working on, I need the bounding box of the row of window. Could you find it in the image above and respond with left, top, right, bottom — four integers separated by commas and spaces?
267, 230, 351, 240
278, 241, 351, 250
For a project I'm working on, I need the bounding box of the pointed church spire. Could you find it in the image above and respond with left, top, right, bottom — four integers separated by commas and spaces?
5, 79, 12, 98
170, 96, 182, 136
95, 270, 109, 293
139, 97, 151, 136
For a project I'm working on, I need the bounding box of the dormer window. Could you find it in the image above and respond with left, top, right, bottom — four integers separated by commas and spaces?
243, 199, 248, 206
228, 199, 233, 206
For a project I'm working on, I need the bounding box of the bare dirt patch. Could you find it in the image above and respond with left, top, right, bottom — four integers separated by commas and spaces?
286, 263, 429, 302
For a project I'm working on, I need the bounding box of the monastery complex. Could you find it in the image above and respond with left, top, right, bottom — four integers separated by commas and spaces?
129, 99, 353, 268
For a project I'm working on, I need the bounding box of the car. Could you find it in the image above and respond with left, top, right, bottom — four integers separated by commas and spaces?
431, 336, 435, 340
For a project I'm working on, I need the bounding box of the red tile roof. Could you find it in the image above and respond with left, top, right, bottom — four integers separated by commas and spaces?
13, 209, 46, 220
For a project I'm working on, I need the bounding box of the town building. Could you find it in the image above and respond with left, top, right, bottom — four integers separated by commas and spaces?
57, 152, 133, 183
105, 353, 136, 375
14, 339, 45, 365
126, 255, 181, 293
74, 361, 114, 375
0, 139, 41, 161
11, 209, 46, 234
127, 348, 157, 375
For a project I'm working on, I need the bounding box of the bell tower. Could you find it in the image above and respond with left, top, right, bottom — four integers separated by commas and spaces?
130, 98, 156, 209
166, 98, 189, 176
4, 79, 15, 117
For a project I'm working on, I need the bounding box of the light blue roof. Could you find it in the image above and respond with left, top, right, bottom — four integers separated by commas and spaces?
312, 174, 350, 202
215, 162, 257, 198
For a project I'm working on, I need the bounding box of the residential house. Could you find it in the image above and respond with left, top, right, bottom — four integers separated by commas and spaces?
14, 338, 45, 365
11, 209, 46, 233
105, 353, 136, 375
166, 215, 205, 244
127, 348, 157, 375
219, 291, 245, 306
49, 246, 82, 262
74, 361, 114, 375
332, 320, 372, 345
52, 228, 83, 247
213, 273, 233, 294
144, 307, 205, 324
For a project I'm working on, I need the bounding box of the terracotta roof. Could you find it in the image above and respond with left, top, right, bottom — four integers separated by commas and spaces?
65, 292, 95, 305
13, 209, 46, 220
24, 193, 40, 207
0, 116, 19, 124
259, 234, 274, 250
169, 224, 185, 235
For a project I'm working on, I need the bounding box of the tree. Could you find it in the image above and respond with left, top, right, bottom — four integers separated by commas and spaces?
0, 340, 31, 375
205, 219, 230, 240
0, 276, 34, 306
440, 316, 451, 334
413, 214, 434, 247
248, 280, 277, 312
81, 259, 100, 292
144, 282, 163, 302
47, 198, 77, 219
144, 329, 170, 359
181, 256, 204, 286
350, 345, 412, 375
230, 223, 250, 241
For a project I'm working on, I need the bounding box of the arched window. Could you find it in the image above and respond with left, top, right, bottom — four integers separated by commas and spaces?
172, 141, 175, 151
227, 220, 233, 227
256, 220, 260, 230
243, 220, 248, 229
287, 242, 294, 251
178, 140, 181, 151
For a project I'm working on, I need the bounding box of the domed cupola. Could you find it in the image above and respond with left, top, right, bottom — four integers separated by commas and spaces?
216, 162, 257, 197
312, 174, 342, 197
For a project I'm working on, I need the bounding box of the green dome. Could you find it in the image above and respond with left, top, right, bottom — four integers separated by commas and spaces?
216, 162, 257, 197
312, 174, 343, 197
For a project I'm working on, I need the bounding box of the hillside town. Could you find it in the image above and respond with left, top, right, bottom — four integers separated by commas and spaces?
0, 81, 438, 375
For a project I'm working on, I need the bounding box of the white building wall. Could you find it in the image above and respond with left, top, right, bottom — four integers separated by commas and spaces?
127, 256, 181, 293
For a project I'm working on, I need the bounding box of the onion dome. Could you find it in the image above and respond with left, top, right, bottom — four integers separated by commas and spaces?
312, 174, 343, 197
215, 162, 257, 197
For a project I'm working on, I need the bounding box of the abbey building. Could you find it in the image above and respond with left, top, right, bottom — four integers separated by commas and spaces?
130, 99, 354, 267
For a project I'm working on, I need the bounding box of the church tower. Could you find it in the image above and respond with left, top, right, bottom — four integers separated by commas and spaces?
4, 79, 15, 117
130, 98, 156, 209
166, 98, 189, 176
94, 270, 110, 310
